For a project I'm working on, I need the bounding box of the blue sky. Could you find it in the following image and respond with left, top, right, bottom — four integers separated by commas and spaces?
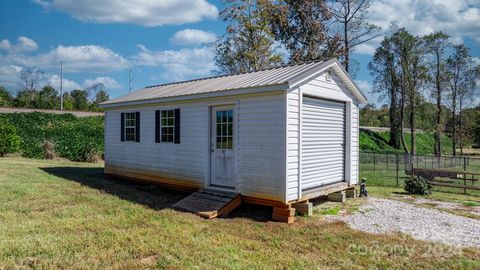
0, 0, 479, 106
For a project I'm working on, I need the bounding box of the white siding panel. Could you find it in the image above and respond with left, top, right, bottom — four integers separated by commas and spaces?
286, 88, 300, 201
237, 94, 286, 201
105, 104, 207, 183
105, 93, 287, 201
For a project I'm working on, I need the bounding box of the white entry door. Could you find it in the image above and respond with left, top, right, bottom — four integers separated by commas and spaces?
210, 106, 235, 188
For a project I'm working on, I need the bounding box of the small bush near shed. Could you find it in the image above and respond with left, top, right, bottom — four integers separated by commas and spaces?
0, 120, 21, 157
404, 176, 432, 195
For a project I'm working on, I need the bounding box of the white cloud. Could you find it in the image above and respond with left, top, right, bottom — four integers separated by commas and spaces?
354, 0, 480, 55
353, 36, 383, 55
47, 74, 82, 91
355, 79, 385, 104
170, 29, 217, 46
35, 0, 218, 27
132, 45, 214, 81
473, 57, 480, 66
83, 76, 122, 90
0, 65, 22, 89
0, 40, 12, 50
0, 37, 129, 91
0, 43, 129, 73
0, 37, 38, 52
17, 37, 38, 52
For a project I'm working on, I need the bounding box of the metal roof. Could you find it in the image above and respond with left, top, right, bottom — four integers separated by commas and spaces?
101, 59, 367, 106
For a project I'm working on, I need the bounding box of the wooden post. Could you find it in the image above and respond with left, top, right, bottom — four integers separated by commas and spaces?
272, 206, 295, 223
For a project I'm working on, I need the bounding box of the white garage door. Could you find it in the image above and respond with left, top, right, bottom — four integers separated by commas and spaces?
302, 97, 346, 190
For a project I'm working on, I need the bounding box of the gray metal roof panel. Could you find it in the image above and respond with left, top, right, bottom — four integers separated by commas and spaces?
102, 60, 334, 105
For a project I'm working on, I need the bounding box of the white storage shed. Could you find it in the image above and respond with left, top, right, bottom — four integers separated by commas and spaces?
100, 59, 367, 218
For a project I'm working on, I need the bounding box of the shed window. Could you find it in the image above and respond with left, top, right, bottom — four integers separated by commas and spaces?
124, 112, 136, 141
160, 110, 175, 142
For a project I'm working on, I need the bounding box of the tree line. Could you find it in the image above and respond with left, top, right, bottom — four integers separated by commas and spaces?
368, 25, 479, 156
214, 0, 379, 75
213, 0, 479, 156
0, 69, 109, 112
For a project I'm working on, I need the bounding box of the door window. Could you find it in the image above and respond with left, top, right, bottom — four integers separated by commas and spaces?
215, 110, 233, 149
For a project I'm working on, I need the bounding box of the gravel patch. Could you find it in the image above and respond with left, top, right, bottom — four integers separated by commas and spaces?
330, 197, 480, 248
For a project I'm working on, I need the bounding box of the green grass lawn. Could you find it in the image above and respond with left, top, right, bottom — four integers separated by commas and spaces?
1, 157, 480, 269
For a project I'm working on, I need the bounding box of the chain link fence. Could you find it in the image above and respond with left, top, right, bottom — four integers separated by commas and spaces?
360, 152, 480, 195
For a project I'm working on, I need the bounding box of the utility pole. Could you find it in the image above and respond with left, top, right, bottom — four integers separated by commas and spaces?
128, 70, 133, 93
60, 60, 63, 111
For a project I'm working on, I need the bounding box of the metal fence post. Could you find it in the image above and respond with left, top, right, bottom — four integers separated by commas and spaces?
373, 152, 376, 171
463, 157, 467, 195
386, 153, 389, 170
396, 154, 399, 187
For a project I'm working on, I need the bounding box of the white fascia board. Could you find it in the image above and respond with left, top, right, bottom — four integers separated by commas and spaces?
288, 59, 368, 104
100, 83, 289, 109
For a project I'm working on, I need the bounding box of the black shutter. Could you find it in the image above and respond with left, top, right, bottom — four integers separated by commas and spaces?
120, 113, 125, 141
174, 109, 180, 144
155, 110, 160, 143
135, 111, 140, 142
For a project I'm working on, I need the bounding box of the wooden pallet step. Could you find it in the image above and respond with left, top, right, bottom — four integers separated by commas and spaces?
173, 188, 241, 219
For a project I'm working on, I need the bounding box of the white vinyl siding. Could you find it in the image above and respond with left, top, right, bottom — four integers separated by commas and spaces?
286, 69, 361, 201
286, 88, 300, 201
237, 94, 286, 201
301, 97, 346, 189
104, 93, 286, 201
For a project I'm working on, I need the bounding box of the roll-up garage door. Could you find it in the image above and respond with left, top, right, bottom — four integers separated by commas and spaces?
301, 97, 346, 190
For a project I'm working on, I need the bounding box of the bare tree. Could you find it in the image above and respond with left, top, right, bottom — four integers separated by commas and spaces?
18, 69, 43, 91
328, 0, 380, 73
17, 68, 44, 104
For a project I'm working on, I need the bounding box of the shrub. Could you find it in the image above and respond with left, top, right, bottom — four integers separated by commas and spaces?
0, 121, 21, 157
404, 176, 432, 195
0, 112, 103, 162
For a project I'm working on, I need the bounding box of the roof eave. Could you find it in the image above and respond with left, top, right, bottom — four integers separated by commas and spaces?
99, 83, 289, 109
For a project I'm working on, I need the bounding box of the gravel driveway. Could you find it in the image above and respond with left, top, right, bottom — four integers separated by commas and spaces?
330, 197, 480, 248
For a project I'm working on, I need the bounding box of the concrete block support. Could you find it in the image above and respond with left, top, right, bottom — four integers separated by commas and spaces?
345, 189, 356, 198
292, 202, 313, 217
327, 191, 346, 203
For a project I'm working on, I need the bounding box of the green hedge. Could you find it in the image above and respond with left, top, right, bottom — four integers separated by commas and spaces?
0, 112, 103, 162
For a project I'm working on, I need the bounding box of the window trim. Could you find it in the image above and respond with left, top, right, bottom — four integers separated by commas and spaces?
124, 112, 136, 141
160, 109, 175, 143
